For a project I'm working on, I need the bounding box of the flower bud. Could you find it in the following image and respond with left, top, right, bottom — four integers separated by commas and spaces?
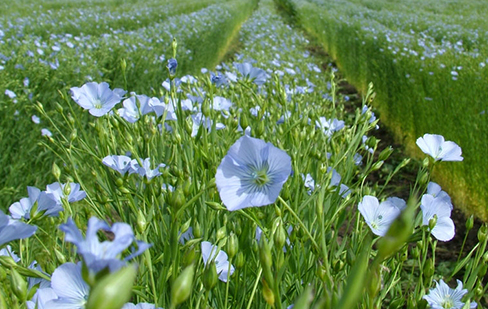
171, 264, 194, 307
86, 265, 137, 309
428, 215, 438, 231
256, 121, 265, 137
56, 102, 64, 113
193, 221, 202, 238
202, 262, 218, 290
137, 209, 147, 234
227, 233, 239, 259
378, 146, 394, 162
466, 215, 474, 231
0, 256, 17, 268
477, 225, 487, 243
10, 267, 27, 303
205, 201, 226, 211
235, 252, 245, 269
371, 160, 384, 171
422, 157, 430, 168
52, 162, 61, 180
54, 248, 67, 264
274, 224, 287, 250
216, 226, 226, 241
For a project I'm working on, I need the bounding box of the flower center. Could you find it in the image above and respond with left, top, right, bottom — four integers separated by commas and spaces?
441, 295, 453, 308
251, 167, 270, 187
93, 99, 103, 109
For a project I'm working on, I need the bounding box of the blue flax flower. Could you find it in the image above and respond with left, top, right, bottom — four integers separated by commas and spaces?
421, 194, 455, 241
201, 241, 235, 282
45, 182, 86, 205
59, 217, 151, 275
423, 279, 477, 309
0, 210, 37, 246
216, 135, 292, 211
70, 82, 126, 117
358, 196, 405, 237
122, 303, 163, 309
9, 186, 61, 220
416, 134, 463, 162
27, 262, 89, 309
234, 62, 268, 85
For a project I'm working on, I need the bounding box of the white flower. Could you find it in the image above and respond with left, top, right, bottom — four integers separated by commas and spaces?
423, 279, 477, 309
421, 194, 455, 241
416, 134, 463, 161
201, 241, 234, 282
358, 196, 405, 236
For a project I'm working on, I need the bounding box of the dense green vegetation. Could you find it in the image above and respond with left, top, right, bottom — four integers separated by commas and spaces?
277, 0, 488, 220
0, 0, 486, 308
0, 0, 257, 208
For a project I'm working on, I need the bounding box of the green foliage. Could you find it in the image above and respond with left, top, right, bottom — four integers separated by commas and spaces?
287, 0, 488, 220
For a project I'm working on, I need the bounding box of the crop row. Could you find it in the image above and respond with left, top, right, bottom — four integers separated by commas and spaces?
279, 0, 488, 220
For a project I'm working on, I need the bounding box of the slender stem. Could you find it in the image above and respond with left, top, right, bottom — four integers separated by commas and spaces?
278, 196, 320, 253
246, 267, 263, 309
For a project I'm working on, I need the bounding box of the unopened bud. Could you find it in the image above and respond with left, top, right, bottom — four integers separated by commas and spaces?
477, 225, 487, 243
10, 267, 27, 303
171, 264, 194, 306
137, 209, 147, 233
235, 252, 245, 269
227, 233, 238, 259
202, 262, 218, 290
86, 265, 137, 309
466, 215, 474, 231
216, 226, 226, 241
52, 162, 61, 180
371, 160, 384, 171
54, 248, 67, 264
428, 215, 438, 231
378, 146, 393, 162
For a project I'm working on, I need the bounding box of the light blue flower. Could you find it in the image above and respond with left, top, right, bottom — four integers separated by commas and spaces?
315, 117, 345, 137
423, 279, 477, 309
118, 96, 140, 123
0, 210, 37, 246
39, 263, 89, 309
59, 217, 151, 275
70, 82, 126, 117
426, 182, 452, 205
216, 135, 292, 211
201, 241, 234, 282
45, 182, 86, 206
0, 245, 20, 262
416, 134, 463, 162
210, 71, 227, 87
421, 194, 455, 241
130, 158, 166, 180
234, 62, 267, 85
9, 186, 61, 220
358, 196, 405, 236
102, 155, 132, 175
